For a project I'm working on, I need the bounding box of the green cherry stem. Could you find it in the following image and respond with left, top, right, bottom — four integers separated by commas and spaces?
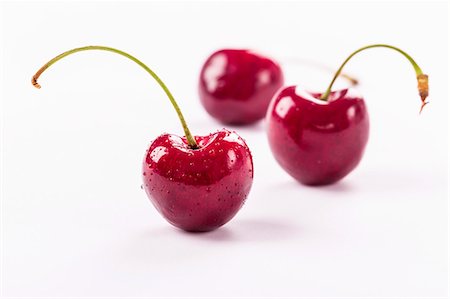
320, 44, 429, 113
32, 45, 199, 148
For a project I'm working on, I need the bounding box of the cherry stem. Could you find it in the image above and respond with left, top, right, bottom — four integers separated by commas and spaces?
320, 44, 429, 113
32, 45, 199, 148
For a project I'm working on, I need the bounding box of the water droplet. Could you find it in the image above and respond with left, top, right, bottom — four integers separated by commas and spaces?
189, 162, 194, 166
196, 173, 201, 177
143, 172, 147, 176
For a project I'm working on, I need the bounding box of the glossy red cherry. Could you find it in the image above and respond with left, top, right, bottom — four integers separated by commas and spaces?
267, 44, 429, 185
32, 46, 254, 231
142, 129, 253, 231
199, 49, 284, 125
267, 87, 369, 185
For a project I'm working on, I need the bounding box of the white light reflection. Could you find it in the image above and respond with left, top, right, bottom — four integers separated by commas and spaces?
227, 149, 237, 168
275, 96, 295, 118
295, 86, 328, 105
150, 146, 168, 163
204, 54, 227, 92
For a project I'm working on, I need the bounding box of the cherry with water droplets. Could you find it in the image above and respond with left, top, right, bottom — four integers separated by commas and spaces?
143, 130, 252, 231
32, 46, 254, 232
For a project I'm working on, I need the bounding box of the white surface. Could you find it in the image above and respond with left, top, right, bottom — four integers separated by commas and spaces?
0, 1, 448, 298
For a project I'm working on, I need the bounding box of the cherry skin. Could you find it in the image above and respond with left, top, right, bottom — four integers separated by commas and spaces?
142, 129, 253, 232
199, 49, 284, 125
266, 86, 369, 185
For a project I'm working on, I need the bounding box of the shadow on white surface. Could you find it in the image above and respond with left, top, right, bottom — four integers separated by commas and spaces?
119, 218, 299, 271
273, 178, 354, 194
206, 218, 299, 242
270, 164, 445, 197
142, 217, 299, 243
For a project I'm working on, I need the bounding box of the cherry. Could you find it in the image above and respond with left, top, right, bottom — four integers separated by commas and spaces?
199, 49, 284, 125
143, 131, 253, 231
32, 46, 254, 232
266, 44, 429, 185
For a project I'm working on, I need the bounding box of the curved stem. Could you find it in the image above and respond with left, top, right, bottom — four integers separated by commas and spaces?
32, 46, 198, 148
320, 44, 429, 112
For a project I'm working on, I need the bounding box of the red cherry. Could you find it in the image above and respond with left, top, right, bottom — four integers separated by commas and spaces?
199, 49, 284, 125
143, 129, 253, 231
267, 87, 369, 185
32, 46, 254, 231
267, 44, 429, 185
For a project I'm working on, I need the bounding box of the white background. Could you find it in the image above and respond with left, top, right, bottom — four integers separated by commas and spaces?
0, 1, 448, 298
